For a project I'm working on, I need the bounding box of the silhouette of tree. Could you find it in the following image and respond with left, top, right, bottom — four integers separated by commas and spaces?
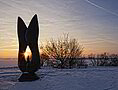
88, 52, 118, 66
41, 34, 83, 68
40, 50, 49, 66
88, 53, 98, 66
109, 54, 118, 66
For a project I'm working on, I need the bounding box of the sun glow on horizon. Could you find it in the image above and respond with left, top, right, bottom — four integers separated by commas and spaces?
24, 47, 32, 59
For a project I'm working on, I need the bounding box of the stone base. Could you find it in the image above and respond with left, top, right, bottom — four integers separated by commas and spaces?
18, 73, 39, 82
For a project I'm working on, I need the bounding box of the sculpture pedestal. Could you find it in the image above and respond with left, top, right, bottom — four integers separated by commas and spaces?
18, 73, 39, 82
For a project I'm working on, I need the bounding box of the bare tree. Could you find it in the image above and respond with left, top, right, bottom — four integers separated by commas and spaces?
88, 52, 118, 66
41, 34, 83, 68
88, 54, 98, 66
109, 54, 118, 66
40, 52, 49, 67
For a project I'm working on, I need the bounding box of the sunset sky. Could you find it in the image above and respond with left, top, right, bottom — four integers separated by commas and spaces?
0, 0, 118, 58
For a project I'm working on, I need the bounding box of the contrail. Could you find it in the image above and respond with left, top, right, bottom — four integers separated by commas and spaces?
84, 0, 118, 17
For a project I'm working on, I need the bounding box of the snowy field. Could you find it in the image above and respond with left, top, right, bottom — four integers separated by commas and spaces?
6, 67, 118, 90
0, 59, 19, 90
0, 59, 118, 90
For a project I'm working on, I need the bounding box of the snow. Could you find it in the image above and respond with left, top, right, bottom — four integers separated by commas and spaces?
0, 58, 17, 67
0, 59, 118, 90
9, 67, 118, 90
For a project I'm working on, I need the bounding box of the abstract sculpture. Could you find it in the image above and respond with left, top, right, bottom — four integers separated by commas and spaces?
17, 14, 40, 75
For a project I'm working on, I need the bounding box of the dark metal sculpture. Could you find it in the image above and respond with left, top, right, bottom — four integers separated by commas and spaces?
17, 14, 40, 74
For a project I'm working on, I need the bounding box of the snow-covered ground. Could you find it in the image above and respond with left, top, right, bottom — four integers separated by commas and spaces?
0, 59, 118, 90
8, 67, 118, 90
0, 59, 18, 90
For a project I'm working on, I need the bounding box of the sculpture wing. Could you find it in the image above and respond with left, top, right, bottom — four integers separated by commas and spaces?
26, 14, 39, 44
17, 17, 27, 72
17, 17, 27, 51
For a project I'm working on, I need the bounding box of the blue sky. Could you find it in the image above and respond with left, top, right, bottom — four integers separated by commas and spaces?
0, 0, 118, 57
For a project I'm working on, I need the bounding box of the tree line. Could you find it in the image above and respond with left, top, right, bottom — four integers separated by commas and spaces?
40, 34, 118, 68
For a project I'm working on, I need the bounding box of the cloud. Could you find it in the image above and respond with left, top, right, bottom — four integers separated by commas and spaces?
85, 0, 118, 17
